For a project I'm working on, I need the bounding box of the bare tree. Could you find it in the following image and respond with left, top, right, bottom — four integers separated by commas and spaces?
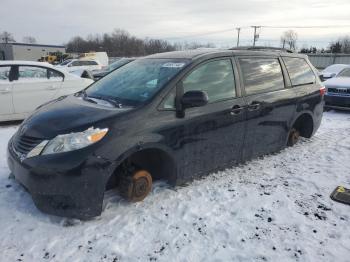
328, 36, 350, 54
280, 30, 298, 50
22, 36, 37, 44
66, 28, 176, 56
0, 31, 15, 43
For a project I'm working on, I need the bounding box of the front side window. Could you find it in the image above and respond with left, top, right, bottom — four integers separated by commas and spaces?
239, 58, 284, 95
283, 57, 316, 86
337, 68, 350, 78
86, 59, 189, 106
0, 66, 11, 82
182, 59, 236, 103
18, 66, 47, 80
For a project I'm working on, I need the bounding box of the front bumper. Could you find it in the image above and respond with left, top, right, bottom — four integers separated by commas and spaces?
7, 138, 114, 219
324, 94, 350, 108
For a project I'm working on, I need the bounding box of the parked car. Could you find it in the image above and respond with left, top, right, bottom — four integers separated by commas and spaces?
7, 49, 324, 219
0, 61, 94, 122
78, 52, 109, 67
320, 64, 350, 81
324, 67, 350, 110
55, 59, 102, 73
93, 58, 135, 80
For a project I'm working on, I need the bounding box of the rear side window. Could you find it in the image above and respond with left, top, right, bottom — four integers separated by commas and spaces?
182, 59, 236, 103
71, 61, 81, 66
0, 66, 11, 82
239, 58, 284, 95
283, 57, 315, 86
87, 60, 98, 65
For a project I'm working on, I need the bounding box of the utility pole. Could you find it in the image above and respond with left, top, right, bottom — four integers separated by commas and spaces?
251, 26, 261, 47
236, 27, 241, 47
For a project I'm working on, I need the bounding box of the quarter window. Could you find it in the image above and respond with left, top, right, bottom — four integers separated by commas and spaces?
182, 59, 236, 103
0, 66, 11, 82
48, 69, 64, 81
239, 58, 284, 95
283, 57, 315, 86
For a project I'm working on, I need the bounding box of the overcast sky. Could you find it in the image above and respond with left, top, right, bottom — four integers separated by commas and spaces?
1, 0, 350, 48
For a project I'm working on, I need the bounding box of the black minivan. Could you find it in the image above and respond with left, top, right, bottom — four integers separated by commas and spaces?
7, 49, 324, 219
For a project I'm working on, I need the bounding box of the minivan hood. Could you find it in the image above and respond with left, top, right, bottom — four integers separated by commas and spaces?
21, 95, 132, 138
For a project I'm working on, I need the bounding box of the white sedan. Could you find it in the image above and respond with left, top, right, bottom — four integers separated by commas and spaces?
0, 61, 94, 122
55, 59, 103, 73
320, 64, 350, 81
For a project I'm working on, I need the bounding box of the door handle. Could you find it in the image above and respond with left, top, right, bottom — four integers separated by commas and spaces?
247, 102, 261, 111
0, 88, 11, 94
230, 105, 244, 115
46, 85, 57, 90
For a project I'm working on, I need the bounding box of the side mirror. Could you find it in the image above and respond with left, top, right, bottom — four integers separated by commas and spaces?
181, 90, 208, 109
81, 70, 94, 80
319, 74, 325, 82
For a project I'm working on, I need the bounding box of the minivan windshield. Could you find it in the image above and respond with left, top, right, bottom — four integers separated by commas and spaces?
85, 58, 189, 106
107, 58, 133, 72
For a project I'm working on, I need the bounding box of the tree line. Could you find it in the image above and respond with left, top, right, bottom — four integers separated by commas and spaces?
300, 36, 350, 54
65, 29, 215, 57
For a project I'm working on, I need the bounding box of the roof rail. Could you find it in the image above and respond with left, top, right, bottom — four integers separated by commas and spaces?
230, 46, 294, 53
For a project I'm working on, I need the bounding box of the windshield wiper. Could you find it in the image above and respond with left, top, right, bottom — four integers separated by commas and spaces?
88, 95, 123, 108
77, 90, 123, 108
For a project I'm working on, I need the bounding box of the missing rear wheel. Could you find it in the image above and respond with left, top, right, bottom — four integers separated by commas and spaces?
287, 128, 300, 147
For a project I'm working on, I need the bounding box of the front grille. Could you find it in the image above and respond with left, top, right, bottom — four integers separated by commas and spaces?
13, 134, 43, 156
328, 87, 350, 95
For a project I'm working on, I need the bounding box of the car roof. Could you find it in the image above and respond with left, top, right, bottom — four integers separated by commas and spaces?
0, 60, 53, 67
144, 48, 307, 60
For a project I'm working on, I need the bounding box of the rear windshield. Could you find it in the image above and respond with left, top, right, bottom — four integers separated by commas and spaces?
86, 58, 189, 106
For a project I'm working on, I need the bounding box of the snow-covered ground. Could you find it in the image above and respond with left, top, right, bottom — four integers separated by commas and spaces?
0, 111, 349, 262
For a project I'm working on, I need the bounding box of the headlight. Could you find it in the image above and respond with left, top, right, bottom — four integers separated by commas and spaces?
27, 127, 108, 158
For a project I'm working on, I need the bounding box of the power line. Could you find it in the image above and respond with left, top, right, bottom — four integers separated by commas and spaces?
262, 25, 350, 29
161, 24, 350, 41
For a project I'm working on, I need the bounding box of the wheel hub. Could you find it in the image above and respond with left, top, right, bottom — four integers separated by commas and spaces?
133, 177, 149, 198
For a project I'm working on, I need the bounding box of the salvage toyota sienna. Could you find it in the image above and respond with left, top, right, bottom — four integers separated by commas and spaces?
7, 48, 325, 219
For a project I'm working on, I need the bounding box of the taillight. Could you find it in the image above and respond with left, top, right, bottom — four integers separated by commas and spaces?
320, 86, 326, 96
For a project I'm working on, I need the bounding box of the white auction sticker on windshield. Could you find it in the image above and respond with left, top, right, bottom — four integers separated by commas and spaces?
162, 62, 186, 68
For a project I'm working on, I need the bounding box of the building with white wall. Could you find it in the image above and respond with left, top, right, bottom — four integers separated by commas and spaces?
0, 43, 66, 61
